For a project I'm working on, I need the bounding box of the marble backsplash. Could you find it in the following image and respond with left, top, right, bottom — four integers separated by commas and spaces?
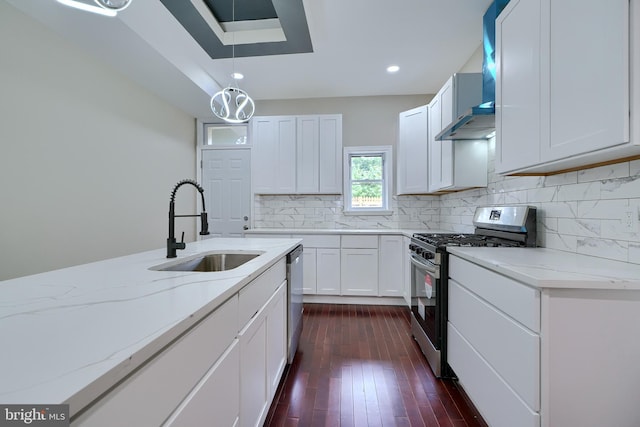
254, 194, 440, 230
254, 139, 640, 264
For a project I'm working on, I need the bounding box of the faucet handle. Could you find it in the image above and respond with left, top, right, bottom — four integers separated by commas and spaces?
176, 232, 186, 250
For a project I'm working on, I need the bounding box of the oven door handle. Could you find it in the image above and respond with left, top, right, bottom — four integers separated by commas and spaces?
410, 254, 440, 279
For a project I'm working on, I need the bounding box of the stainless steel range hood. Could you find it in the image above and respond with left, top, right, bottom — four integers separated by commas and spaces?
436, 0, 510, 141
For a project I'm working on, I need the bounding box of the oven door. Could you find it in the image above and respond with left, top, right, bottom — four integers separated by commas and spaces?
410, 253, 441, 350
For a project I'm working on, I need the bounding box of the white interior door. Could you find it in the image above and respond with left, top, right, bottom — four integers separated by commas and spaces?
202, 148, 251, 237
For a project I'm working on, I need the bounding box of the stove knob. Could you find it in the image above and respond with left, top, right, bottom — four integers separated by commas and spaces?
409, 244, 417, 252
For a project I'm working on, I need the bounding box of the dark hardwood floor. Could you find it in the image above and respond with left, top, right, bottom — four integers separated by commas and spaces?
264, 304, 487, 427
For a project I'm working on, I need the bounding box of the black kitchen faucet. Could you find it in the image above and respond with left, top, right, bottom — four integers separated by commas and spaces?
167, 179, 210, 258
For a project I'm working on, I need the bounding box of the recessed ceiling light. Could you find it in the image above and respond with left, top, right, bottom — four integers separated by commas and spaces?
231, 72, 244, 80
387, 65, 400, 73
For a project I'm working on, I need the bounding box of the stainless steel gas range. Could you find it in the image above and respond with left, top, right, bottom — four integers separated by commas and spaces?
409, 206, 537, 378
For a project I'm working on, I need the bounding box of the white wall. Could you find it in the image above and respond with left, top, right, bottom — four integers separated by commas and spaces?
0, 2, 197, 280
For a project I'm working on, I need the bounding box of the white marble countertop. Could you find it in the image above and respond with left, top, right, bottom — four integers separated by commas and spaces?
245, 228, 441, 237
0, 237, 301, 416
448, 247, 640, 290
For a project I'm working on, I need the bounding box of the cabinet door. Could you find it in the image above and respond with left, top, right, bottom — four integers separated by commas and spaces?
439, 78, 455, 189
318, 115, 343, 194
164, 341, 240, 427
403, 236, 411, 306
266, 282, 287, 399
428, 96, 443, 192
316, 248, 341, 295
378, 235, 404, 297
296, 116, 320, 193
302, 247, 317, 294
495, 0, 542, 173
542, 0, 629, 161
340, 249, 379, 296
251, 116, 296, 194
397, 106, 429, 194
239, 309, 268, 427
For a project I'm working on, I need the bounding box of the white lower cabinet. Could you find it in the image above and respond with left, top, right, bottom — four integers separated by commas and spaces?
239, 281, 287, 427
448, 254, 640, 427
301, 247, 317, 294
402, 236, 411, 306
448, 255, 540, 427
292, 234, 340, 295
340, 235, 379, 296
378, 235, 404, 297
316, 248, 340, 295
239, 307, 268, 427
266, 281, 287, 398
164, 340, 240, 427
72, 259, 287, 427
341, 248, 378, 295
72, 295, 239, 426
246, 232, 408, 300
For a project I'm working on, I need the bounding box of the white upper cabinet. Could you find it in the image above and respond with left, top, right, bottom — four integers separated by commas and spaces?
251, 116, 297, 194
496, 0, 632, 175
317, 115, 343, 193
397, 105, 430, 195
296, 116, 320, 193
428, 74, 487, 192
252, 114, 343, 194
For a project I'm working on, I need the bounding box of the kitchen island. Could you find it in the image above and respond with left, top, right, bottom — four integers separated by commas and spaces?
0, 237, 300, 425
446, 247, 640, 427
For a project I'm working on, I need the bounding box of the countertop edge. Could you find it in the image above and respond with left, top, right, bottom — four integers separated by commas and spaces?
447, 247, 640, 290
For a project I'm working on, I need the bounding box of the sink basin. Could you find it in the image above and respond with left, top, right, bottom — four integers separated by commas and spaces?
151, 251, 264, 272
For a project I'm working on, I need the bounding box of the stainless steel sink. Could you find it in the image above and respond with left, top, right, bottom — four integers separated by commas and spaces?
151, 251, 264, 272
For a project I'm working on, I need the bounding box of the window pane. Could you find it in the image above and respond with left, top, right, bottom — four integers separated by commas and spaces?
205, 125, 247, 145
351, 155, 383, 180
351, 183, 383, 207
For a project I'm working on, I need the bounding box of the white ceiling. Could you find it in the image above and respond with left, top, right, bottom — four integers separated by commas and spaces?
5, 0, 492, 120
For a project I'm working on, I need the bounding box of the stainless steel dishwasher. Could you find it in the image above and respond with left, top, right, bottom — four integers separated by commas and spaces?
286, 245, 303, 363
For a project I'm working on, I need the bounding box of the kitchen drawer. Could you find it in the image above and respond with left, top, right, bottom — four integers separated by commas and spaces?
73, 295, 239, 426
163, 340, 239, 427
341, 234, 378, 249
238, 258, 286, 329
292, 234, 340, 248
448, 323, 540, 427
449, 279, 540, 410
449, 255, 540, 332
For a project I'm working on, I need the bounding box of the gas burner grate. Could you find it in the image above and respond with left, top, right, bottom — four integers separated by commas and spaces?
412, 233, 524, 248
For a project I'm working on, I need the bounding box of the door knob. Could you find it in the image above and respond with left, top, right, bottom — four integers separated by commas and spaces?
244, 216, 249, 221
243, 225, 249, 230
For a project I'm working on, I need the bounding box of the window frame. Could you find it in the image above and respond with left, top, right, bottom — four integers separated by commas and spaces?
343, 146, 393, 215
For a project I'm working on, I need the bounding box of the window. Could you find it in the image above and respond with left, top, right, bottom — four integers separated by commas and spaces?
204, 124, 248, 146
343, 146, 393, 214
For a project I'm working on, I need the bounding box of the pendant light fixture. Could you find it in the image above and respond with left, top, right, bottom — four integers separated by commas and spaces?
55, 0, 132, 17
210, 0, 255, 123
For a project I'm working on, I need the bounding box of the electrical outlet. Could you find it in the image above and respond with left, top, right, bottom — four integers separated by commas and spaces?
622, 208, 638, 232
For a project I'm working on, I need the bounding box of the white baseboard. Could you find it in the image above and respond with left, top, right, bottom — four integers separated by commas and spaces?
303, 295, 408, 306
